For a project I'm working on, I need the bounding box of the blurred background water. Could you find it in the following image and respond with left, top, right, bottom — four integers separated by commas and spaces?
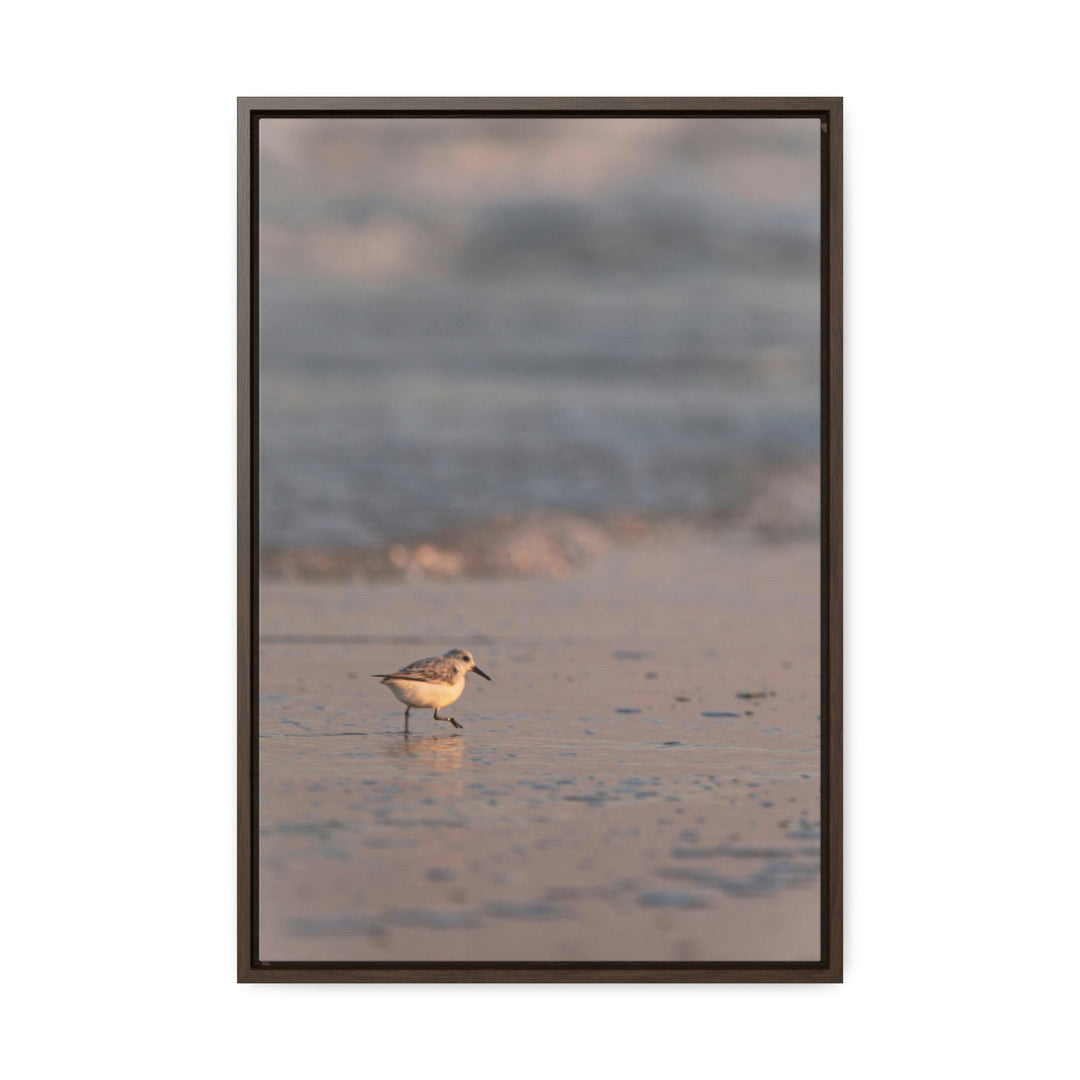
259, 117, 820, 554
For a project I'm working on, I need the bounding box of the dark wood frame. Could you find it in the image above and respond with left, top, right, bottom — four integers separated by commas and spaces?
238, 97, 842, 983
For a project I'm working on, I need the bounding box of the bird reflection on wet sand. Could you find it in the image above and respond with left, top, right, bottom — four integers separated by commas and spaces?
384, 734, 466, 774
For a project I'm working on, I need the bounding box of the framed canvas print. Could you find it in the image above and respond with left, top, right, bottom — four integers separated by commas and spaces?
238, 97, 842, 982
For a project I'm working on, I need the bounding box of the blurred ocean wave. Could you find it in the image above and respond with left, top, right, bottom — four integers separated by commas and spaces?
257, 117, 821, 561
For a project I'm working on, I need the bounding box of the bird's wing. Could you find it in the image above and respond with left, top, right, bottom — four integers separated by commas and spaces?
375, 656, 458, 684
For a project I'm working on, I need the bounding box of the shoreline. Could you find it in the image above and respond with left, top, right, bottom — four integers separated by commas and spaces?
259, 461, 820, 584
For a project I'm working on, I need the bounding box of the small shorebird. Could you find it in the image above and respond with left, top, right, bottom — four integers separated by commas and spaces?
374, 648, 491, 734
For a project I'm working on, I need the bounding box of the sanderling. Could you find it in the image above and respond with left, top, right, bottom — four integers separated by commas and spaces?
374, 648, 491, 734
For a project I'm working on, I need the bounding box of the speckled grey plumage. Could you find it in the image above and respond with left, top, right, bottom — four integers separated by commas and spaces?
374, 655, 461, 686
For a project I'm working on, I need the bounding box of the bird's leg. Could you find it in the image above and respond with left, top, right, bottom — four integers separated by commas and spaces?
433, 707, 462, 729
403, 706, 411, 736
434, 707, 462, 729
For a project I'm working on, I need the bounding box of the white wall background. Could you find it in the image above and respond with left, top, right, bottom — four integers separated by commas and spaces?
3, 3, 1076, 1077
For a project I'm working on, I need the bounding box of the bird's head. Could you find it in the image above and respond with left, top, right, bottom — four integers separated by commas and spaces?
444, 648, 491, 680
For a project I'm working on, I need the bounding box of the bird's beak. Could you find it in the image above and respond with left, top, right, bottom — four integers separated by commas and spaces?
472, 666, 492, 681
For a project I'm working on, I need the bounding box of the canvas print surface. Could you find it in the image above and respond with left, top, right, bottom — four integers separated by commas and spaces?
256, 116, 823, 962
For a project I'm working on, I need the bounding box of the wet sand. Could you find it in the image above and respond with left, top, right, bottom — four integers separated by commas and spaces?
257, 533, 821, 962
